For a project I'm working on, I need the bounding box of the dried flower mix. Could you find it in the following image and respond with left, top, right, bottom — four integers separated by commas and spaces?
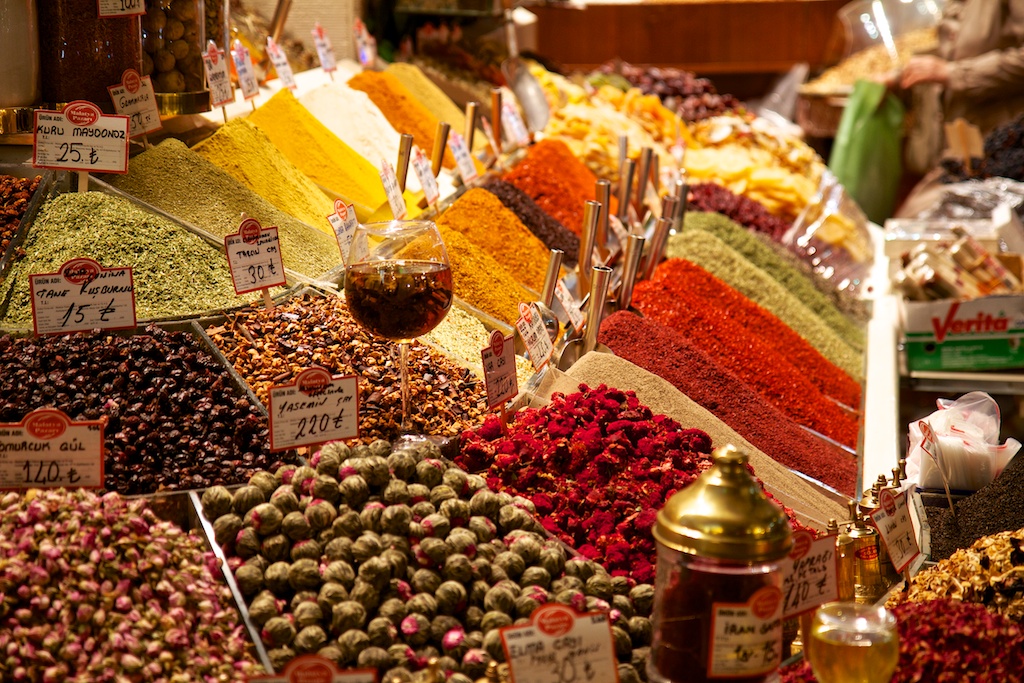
456, 384, 810, 583
0, 490, 261, 681
0, 174, 40, 257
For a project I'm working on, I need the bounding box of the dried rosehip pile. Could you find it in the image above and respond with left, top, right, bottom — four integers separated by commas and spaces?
687, 183, 792, 241
456, 384, 807, 583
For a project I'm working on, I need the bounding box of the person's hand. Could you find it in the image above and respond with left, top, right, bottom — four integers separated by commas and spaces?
900, 56, 950, 88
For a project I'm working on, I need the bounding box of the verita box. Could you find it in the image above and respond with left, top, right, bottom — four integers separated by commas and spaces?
901, 294, 1024, 371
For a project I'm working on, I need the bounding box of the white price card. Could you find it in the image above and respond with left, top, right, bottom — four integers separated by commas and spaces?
779, 530, 839, 619
411, 146, 440, 207
554, 279, 584, 333
268, 368, 359, 451
107, 69, 162, 138
248, 655, 376, 683
608, 214, 630, 247
97, 0, 144, 18
516, 302, 554, 371
379, 159, 407, 220
327, 199, 358, 263
232, 40, 260, 100
353, 18, 377, 68
0, 408, 104, 491
224, 217, 287, 295
29, 258, 136, 336
501, 101, 530, 147
870, 488, 921, 573
311, 22, 338, 74
33, 102, 129, 174
500, 603, 618, 683
709, 586, 783, 678
266, 37, 298, 90
481, 329, 518, 410
448, 130, 478, 183
203, 41, 234, 107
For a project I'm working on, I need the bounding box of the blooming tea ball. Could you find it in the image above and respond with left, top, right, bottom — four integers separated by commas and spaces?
319, 441, 350, 463
290, 539, 321, 562
294, 600, 324, 628
443, 467, 468, 494
468, 516, 497, 543
318, 582, 349, 614
412, 568, 443, 595
352, 532, 383, 562
483, 630, 506, 661
419, 536, 451, 566
481, 610, 513, 632
261, 534, 290, 562
333, 509, 363, 539
248, 590, 279, 626
484, 585, 516, 614
305, 500, 338, 532
629, 584, 655, 617
493, 552, 526, 580
612, 595, 635, 620
201, 485, 234, 519
358, 645, 393, 670
497, 505, 531, 533
350, 579, 381, 612
382, 504, 413, 535
233, 485, 266, 515
358, 556, 392, 591
235, 563, 264, 597
235, 527, 262, 558
360, 501, 386, 533
265, 561, 291, 595
628, 616, 652, 646
270, 486, 301, 515
422, 513, 451, 539
509, 534, 543, 564
313, 448, 342, 476
464, 606, 484, 632
611, 625, 632, 658
291, 465, 318, 493
363, 455, 392, 488
331, 600, 368, 634
289, 558, 321, 591
411, 502, 436, 523
388, 450, 418, 480
268, 646, 296, 671
407, 592, 439, 620
295, 625, 328, 653
401, 613, 432, 646
339, 474, 370, 507
416, 459, 446, 488
430, 484, 458, 507
382, 667, 414, 683
282, 511, 312, 541
324, 536, 354, 563
262, 616, 296, 647
552, 576, 585, 593
322, 560, 356, 588
565, 556, 598, 581
312, 475, 341, 504
469, 490, 501, 518
246, 554, 270, 573
383, 479, 410, 505
337, 629, 371, 664
462, 648, 489, 678
379, 597, 408, 626
408, 483, 431, 504
213, 513, 243, 546
435, 581, 467, 615
618, 663, 642, 683
317, 645, 343, 664
249, 470, 279, 498
520, 566, 551, 590
442, 553, 474, 584
368, 615, 398, 648
585, 573, 614, 601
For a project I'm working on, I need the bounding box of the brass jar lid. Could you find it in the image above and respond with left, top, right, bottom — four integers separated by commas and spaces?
653, 444, 793, 562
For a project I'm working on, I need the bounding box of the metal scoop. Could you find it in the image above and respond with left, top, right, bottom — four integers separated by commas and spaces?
500, 0, 550, 133
557, 264, 613, 371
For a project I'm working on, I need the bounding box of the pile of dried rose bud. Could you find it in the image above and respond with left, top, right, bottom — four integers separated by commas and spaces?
456, 383, 809, 583
0, 489, 261, 682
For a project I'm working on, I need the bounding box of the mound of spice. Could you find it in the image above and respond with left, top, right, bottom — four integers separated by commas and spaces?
385, 63, 473, 142
634, 261, 860, 446
0, 173, 41, 257
674, 211, 866, 350
108, 139, 340, 279
0, 489, 262, 682
0, 326, 295, 494
665, 232, 864, 379
248, 89, 388, 218
194, 118, 336, 232
599, 310, 858, 497
205, 293, 487, 443
0, 191, 262, 327
780, 599, 1024, 682
456, 384, 809, 583
687, 182, 791, 241
201, 440, 652, 680
348, 70, 456, 170
422, 304, 535, 388
503, 139, 614, 236
436, 188, 550, 293
481, 179, 580, 267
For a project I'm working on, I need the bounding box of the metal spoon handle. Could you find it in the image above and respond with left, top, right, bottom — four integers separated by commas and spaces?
583, 265, 612, 355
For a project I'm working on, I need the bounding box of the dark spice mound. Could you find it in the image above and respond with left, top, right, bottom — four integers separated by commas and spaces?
687, 183, 791, 241
924, 452, 1024, 560
481, 179, 580, 267
0, 326, 296, 494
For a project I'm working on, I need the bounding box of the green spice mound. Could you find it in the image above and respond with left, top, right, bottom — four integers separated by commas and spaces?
0, 191, 259, 326
108, 138, 340, 279
675, 211, 866, 351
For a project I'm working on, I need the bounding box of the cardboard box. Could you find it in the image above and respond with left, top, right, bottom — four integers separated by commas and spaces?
901, 294, 1024, 371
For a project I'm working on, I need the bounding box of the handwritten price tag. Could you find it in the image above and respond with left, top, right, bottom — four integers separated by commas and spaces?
327, 200, 358, 263
516, 302, 553, 371
353, 18, 377, 68
268, 368, 359, 451
0, 409, 104, 490
97, 0, 144, 18
312, 22, 338, 73
482, 330, 518, 409
501, 101, 530, 147
248, 655, 376, 683
411, 146, 440, 207
554, 279, 584, 333
107, 69, 162, 138
29, 258, 136, 336
379, 159, 407, 220
203, 41, 234, 107
33, 102, 129, 174
709, 586, 783, 678
501, 604, 617, 683
224, 217, 287, 295
448, 130, 478, 183
780, 530, 838, 619
870, 488, 921, 573
232, 40, 260, 100
266, 37, 297, 90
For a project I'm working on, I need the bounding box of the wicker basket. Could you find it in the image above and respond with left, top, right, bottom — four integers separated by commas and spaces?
797, 90, 850, 138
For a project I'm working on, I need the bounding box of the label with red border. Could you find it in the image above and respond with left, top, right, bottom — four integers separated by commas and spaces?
327, 200, 358, 263
0, 408, 104, 490
500, 603, 618, 683
268, 368, 359, 451
353, 18, 377, 68
107, 69, 162, 138
554, 280, 584, 333
266, 37, 298, 90
481, 329, 517, 409
708, 585, 783, 678
870, 488, 920, 573
203, 41, 234, 107
224, 217, 287, 295
779, 530, 838, 619
516, 302, 553, 371
411, 145, 440, 207
29, 258, 136, 336
32, 101, 129, 174
379, 159, 407, 220
448, 130, 478, 183
97, 0, 144, 18
501, 101, 530, 147
248, 655, 376, 683
231, 40, 260, 100
312, 22, 338, 73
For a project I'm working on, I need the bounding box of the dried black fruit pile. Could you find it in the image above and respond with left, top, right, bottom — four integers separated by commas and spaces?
940, 115, 1024, 183
202, 440, 655, 682
596, 61, 742, 122
0, 326, 297, 494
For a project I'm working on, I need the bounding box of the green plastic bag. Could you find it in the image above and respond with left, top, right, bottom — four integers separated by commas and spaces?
828, 79, 905, 225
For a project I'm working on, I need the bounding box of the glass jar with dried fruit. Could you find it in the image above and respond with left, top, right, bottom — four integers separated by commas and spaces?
141, 0, 210, 113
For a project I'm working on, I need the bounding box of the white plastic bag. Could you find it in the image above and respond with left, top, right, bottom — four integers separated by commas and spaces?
906, 391, 1021, 492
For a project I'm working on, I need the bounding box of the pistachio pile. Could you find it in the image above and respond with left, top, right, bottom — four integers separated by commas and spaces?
201, 440, 654, 681
0, 490, 261, 681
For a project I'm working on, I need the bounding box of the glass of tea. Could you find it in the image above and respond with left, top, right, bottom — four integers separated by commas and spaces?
806, 601, 898, 683
344, 219, 453, 435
